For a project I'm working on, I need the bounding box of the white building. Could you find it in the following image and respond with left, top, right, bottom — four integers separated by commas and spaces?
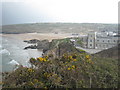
87, 31, 119, 49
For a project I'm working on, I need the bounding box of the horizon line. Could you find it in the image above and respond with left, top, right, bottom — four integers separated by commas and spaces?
1, 22, 118, 26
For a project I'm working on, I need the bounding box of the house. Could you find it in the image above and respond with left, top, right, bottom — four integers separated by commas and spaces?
87, 31, 119, 49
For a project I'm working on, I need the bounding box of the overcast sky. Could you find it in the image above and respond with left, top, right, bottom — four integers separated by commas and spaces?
1, 0, 119, 25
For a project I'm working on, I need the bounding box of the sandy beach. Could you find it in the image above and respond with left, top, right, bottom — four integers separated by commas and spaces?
0, 33, 72, 41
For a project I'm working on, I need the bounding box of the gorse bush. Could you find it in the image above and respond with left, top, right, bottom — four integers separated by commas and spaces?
2, 52, 118, 88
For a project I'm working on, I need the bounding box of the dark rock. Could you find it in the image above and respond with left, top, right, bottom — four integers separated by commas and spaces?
43, 48, 49, 53
23, 39, 40, 44
24, 39, 50, 50
24, 45, 37, 49
23, 40, 28, 42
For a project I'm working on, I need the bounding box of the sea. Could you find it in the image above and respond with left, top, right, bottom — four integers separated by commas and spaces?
0, 36, 42, 72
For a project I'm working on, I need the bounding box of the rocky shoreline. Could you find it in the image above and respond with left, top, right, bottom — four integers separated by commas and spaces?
23, 38, 86, 58
23, 39, 50, 50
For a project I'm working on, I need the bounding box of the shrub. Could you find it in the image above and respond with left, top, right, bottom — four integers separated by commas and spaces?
2, 53, 118, 88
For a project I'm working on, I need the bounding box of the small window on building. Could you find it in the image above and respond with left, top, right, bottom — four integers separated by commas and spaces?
90, 44, 92, 46
114, 40, 116, 42
103, 40, 104, 42
97, 40, 99, 42
90, 40, 92, 42
91, 35, 92, 37
108, 40, 110, 42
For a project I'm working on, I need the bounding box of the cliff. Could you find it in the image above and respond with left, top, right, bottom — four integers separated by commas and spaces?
43, 42, 85, 59
24, 39, 50, 50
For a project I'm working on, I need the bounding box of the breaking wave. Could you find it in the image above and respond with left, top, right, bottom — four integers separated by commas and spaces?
7, 59, 19, 66
0, 49, 10, 55
0, 44, 2, 49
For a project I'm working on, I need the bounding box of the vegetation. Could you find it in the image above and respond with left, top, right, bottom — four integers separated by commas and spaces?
1, 23, 117, 34
49, 38, 71, 49
2, 51, 118, 88
93, 44, 119, 59
74, 38, 83, 46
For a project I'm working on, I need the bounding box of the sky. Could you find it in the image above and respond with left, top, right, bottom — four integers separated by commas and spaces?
0, 0, 119, 25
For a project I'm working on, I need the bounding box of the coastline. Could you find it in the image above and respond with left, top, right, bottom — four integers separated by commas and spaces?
0, 33, 72, 42
0, 33, 73, 72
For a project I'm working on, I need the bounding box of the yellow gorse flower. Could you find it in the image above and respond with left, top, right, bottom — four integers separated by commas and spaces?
69, 56, 73, 60
44, 72, 52, 78
85, 55, 90, 59
28, 68, 34, 72
38, 57, 44, 61
71, 65, 75, 69
67, 67, 71, 70
34, 79, 39, 83
38, 57, 48, 62
67, 65, 76, 70
73, 59, 77, 61
43, 58, 47, 62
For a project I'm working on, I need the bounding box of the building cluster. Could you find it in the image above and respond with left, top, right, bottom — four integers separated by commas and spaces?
81, 31, 120, 50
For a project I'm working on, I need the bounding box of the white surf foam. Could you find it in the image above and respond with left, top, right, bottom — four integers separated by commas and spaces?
8, 60, 19, 66
0, 44, 2, 49
0, 49, 10, 55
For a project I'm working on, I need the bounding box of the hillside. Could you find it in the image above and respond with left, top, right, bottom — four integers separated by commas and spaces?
2, 41, 118, 88
1, 23, 118, 34
93, 44, 119, 59
43, 42, 85, 59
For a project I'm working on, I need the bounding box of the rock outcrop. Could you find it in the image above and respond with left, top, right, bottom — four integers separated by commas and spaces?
43, 42, 85, 59
24, 45, 37, 49
24, 39, 40, 44
24, 39, 50, 50
24, 38, 86, 59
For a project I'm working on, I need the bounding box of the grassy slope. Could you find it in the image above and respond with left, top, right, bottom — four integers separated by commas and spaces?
2, 41, 118, 88
93, 44, 119, 59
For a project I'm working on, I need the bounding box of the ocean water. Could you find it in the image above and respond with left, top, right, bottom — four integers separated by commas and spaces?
0, 36, 42, 72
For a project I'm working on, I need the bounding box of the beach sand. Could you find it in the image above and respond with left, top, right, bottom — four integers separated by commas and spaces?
1, 33, 72, 41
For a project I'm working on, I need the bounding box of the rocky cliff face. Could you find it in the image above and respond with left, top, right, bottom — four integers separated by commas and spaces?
24, 39, 50, 50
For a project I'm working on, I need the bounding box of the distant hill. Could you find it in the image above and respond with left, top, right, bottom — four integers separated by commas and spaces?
1, 23, 118, 34
93, 44, 119, 59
